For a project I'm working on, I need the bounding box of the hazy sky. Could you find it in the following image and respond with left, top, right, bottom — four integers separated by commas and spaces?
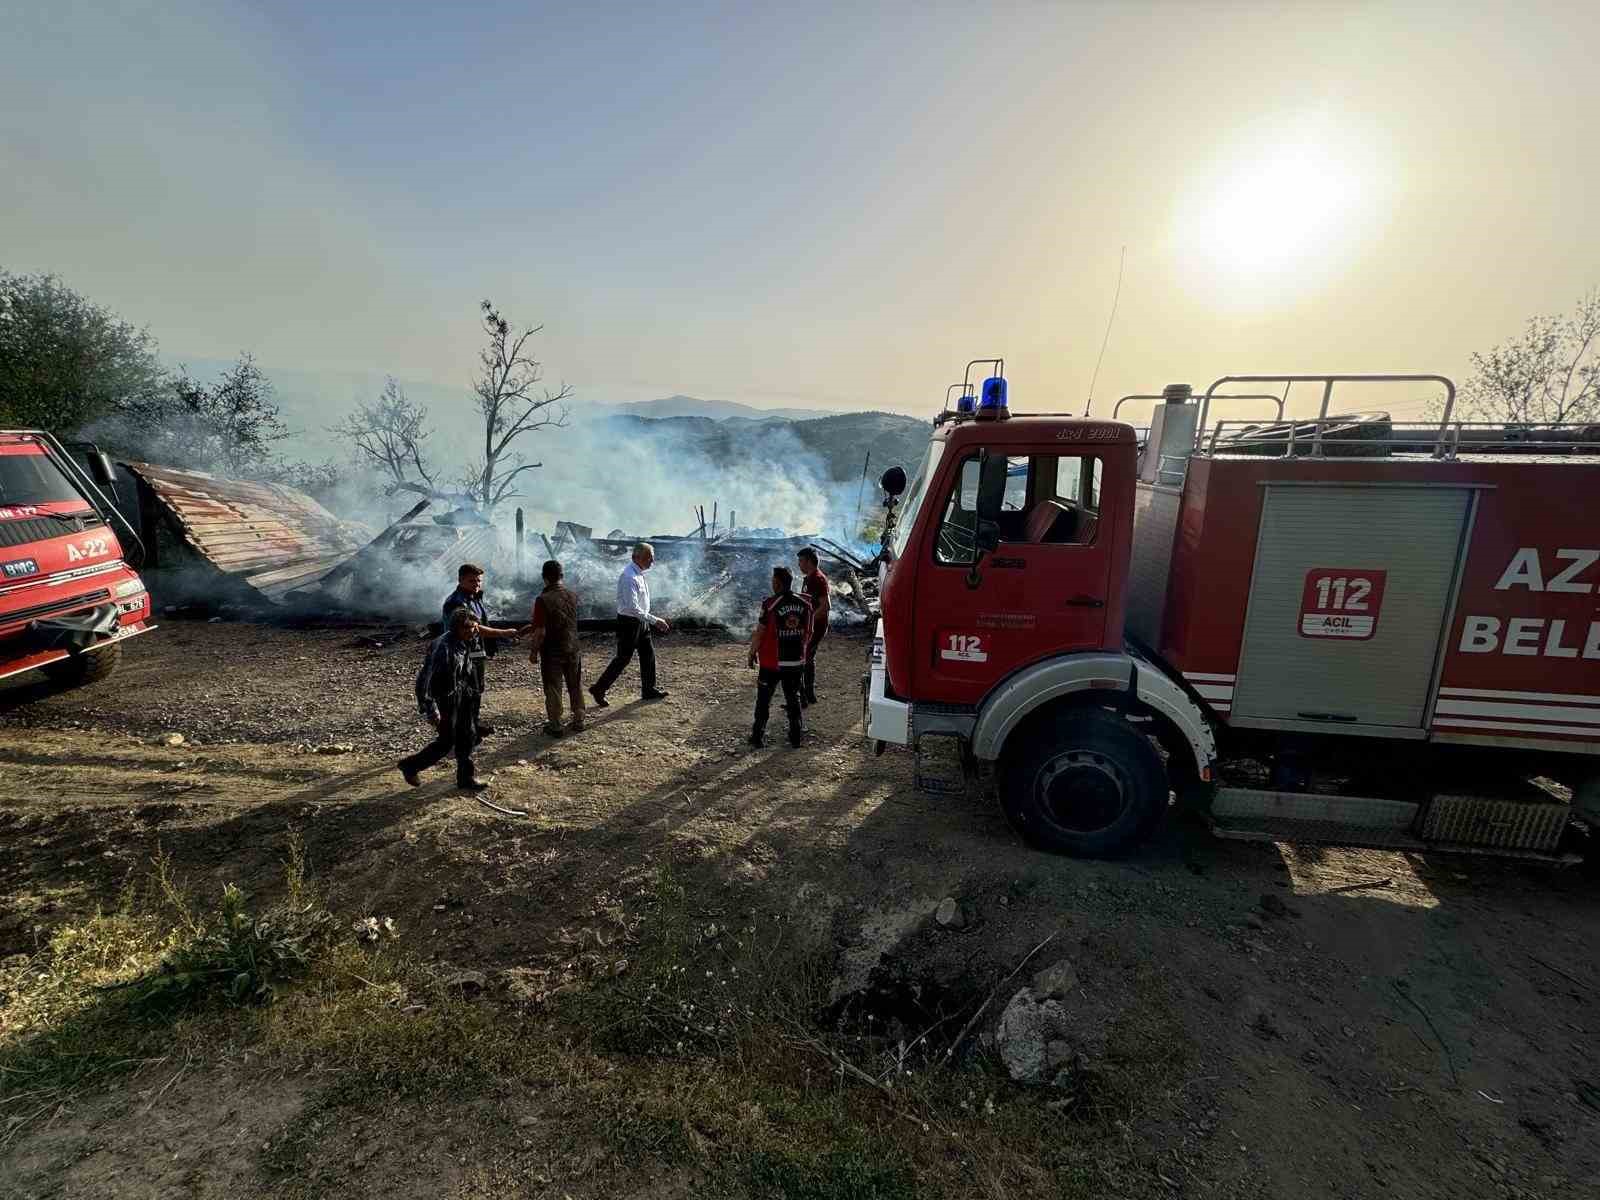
4, 0, 1596, 422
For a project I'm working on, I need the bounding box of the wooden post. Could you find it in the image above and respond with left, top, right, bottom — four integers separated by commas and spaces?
515, 508, 525, 582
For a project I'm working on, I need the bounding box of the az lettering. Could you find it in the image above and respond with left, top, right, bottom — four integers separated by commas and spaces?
1494, 547, 1599, 594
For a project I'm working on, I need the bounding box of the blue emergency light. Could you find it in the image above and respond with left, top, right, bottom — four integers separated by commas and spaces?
976, 375, 1008, 418
955, 392, 977, 415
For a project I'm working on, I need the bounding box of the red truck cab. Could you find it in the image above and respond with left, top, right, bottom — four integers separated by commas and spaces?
0, 432, 154, 689
877, 414, 1137, 707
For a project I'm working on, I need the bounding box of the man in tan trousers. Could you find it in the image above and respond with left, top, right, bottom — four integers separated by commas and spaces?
528, 559, 585, 737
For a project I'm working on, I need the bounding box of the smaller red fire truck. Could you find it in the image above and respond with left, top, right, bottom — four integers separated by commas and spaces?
864, 365, 1600, 861
0, 431, 154, 690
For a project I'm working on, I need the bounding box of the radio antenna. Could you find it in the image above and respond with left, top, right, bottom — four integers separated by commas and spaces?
1084, 245, 1125, 416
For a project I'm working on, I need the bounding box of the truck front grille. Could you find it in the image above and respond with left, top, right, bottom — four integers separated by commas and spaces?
0, 514, 104, 549
2, 588, 112, 627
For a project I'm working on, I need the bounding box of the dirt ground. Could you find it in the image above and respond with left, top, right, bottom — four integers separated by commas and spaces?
2, 618, 1598, 1198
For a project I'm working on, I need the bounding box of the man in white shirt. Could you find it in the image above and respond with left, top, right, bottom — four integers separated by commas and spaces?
590, 542, 671, 707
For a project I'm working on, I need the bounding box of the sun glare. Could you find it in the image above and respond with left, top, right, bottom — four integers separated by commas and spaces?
1173, 113, 1379, 301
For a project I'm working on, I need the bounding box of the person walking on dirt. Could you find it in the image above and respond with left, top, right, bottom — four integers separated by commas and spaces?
589, 542, 670, 708
746, 565, 813, 748
528, 559, 585, 737
399, 606, 489, 793
441, 563, 527, 738
796, 546, 830, 707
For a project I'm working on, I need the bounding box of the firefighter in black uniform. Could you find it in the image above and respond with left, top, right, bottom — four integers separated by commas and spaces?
746, 565, 814, 748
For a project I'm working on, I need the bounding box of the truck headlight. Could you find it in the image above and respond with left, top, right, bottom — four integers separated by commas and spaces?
114, 579, 147, 598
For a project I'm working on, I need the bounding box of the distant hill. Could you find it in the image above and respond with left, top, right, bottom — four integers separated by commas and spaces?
592, 409, 930, 485
600, 394, 835, 422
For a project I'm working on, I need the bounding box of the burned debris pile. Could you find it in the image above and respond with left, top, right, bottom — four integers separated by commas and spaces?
122, 454, 879, 630
123, 462, 373, 605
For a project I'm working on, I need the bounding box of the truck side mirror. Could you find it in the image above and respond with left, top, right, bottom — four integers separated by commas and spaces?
976, 451, 1007, 522
880, 466, 907, 497
89, 451, 116, 488
971, 450, 1008, 561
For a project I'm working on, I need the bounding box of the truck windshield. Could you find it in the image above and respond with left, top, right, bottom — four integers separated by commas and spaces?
0, 449, 83, 507
890, 440, 944, 559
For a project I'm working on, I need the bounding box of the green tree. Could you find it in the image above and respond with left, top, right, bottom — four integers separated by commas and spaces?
0, 270, 168, 431
148, 355, 291, 476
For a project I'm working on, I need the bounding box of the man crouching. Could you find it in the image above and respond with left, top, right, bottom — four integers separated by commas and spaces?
746, 565, 813, 748
399, 606, 489, 792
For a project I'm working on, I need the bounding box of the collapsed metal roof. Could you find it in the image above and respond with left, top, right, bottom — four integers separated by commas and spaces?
123, 461, 373, 602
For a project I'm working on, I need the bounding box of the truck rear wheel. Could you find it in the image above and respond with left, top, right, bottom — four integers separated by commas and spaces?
999, 707, 1168, 858
41, 642, 122, 688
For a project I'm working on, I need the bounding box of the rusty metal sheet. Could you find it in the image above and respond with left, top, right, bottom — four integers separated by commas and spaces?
123, 461, 373, 601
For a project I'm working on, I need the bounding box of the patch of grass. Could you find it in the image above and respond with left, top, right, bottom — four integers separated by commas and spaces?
744, 1145, 916, 1200
1, 834, 344, 1149
7, 849, 1194, 1200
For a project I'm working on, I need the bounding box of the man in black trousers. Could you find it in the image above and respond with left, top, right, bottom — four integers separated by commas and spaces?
441, 562, 526, 737
590, 542, 670, 707
399, 607, 489, 793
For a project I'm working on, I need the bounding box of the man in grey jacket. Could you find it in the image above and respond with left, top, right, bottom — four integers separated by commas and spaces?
399, 607, 489, 792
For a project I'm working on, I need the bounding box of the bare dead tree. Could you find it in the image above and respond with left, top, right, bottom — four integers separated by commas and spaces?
1458, 286, 1600, 426
464, 299, 572, 510
331, 377, 437, 492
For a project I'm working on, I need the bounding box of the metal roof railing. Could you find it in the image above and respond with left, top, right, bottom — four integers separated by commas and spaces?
1197, 374, 1457, 458
1204, 417, 1600, 460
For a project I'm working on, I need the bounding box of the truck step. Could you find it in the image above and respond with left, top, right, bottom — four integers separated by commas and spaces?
1206, 816, 1583, 864
914, 738, 968, 797
1211, 787, 1420, 831
1208, 815, 1426, 851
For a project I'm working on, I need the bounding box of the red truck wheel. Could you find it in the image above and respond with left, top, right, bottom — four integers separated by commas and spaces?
41, 643, 122, 688
998, 707, 1167, 858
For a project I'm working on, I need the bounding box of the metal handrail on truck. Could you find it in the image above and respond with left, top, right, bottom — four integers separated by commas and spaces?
1197, 374, 1457, 459
1204, 418, 1600, 459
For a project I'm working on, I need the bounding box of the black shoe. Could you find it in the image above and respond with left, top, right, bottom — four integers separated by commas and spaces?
788, 728, 803, 748
477, 723, 497, 736
642, 689, 670, 701
589, 686, 609, 709
457, 778, 490, 794
543, 722, 564, 737
748, 731, 764, 748
803, 692, 818, 706
399, 764, 421, 787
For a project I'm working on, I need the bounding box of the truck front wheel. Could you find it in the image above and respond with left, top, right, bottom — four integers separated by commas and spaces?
41, 642, 122, 688
998, 707, 1167, 858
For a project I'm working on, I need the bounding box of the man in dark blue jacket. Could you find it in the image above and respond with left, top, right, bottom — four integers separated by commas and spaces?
399, 607, 489, 792
441, 562, 527, 737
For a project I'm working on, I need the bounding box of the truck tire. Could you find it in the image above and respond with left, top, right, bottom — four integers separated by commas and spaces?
41, 643, 122, 688
998, 707, 1168, 858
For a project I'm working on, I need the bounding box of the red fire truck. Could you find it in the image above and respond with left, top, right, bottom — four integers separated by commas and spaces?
0, 431, 154, 689
864, 367, 1600, 860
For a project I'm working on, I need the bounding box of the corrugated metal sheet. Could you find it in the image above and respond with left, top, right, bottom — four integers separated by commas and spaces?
124, 461, 373, 601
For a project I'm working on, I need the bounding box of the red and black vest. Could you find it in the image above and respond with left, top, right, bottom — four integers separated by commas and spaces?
758, 590, 814, 670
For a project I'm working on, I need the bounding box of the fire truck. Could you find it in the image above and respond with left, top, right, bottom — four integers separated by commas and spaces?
0, 431, 154, 690
863, 365, 1600, 861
